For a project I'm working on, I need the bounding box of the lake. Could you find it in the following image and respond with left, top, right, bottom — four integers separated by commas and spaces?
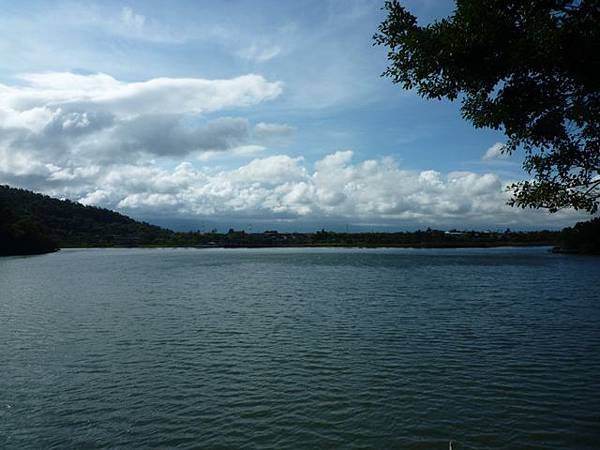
1, 247, 599, 449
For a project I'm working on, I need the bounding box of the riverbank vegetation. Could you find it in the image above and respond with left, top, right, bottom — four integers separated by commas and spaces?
1, 185, 597, 255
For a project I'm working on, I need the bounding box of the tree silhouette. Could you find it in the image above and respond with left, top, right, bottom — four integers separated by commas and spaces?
375, 0, 600, 213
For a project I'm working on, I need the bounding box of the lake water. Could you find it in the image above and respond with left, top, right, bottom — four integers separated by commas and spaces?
1, 247, 599, 449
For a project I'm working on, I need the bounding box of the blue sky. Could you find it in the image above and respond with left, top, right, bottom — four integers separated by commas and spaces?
0, 0, 588, 230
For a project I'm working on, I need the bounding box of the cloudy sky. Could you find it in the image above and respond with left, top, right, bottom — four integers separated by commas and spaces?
0, 0, 590, 230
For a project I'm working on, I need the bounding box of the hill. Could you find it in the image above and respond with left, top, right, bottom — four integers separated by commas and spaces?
2, 184, 597, 256
0, 185, 173, 255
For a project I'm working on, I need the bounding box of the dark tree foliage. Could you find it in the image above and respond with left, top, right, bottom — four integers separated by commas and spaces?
0, 185, 173, 250
0, 205, 58, 256
375, 0, 600, 213
559, 217, 600, 253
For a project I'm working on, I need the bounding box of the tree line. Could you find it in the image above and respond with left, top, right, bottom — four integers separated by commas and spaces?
3, 185, 597, 255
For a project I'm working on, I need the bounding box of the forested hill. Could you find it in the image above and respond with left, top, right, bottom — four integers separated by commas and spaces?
0, 185, 173, 255
1, 184, 597, 256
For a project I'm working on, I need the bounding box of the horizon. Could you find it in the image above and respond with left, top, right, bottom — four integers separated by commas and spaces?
0, 0, 595, 230
1, 183, 572, 234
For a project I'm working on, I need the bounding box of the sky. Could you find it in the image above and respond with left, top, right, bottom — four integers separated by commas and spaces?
0, 0, 591, 231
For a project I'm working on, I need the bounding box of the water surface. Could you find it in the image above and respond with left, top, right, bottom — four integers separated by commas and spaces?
1, 247, 599, 449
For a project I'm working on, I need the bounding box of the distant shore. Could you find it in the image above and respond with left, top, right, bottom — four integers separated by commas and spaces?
7, 185, 598, 256
219, 241, 557, 249
6, 241, 591, 257
59, 241, 557, 250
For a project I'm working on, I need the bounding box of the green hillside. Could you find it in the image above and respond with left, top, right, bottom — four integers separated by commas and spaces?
0, 185, 173, 255
1, 184, 597, 256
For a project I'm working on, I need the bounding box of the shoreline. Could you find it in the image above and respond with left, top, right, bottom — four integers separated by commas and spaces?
7, 243, 598, 256
58, 241, 557, 250
0, 241, 565, 257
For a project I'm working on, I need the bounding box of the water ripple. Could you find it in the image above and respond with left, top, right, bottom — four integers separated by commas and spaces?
1, 247, 599, 449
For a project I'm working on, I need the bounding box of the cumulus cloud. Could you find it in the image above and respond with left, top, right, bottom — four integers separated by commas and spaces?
483, 142, 508, 161
0, 72, 586, 229
109, 116, 253, 156
2, 146, 585, 228
197, 145, 266, 162
0, 72, 284, 171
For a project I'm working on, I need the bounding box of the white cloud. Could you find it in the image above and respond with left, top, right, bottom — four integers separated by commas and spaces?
0, 106, 56, 132
0, 147, 48, 177
4, 72, 282, 119
483, 142, 508, 161
0, 71, 588, 229
0, 72, 284, 169
197, 145, 266, 162
233, 155, 307, 185
1, 147, 586, 228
